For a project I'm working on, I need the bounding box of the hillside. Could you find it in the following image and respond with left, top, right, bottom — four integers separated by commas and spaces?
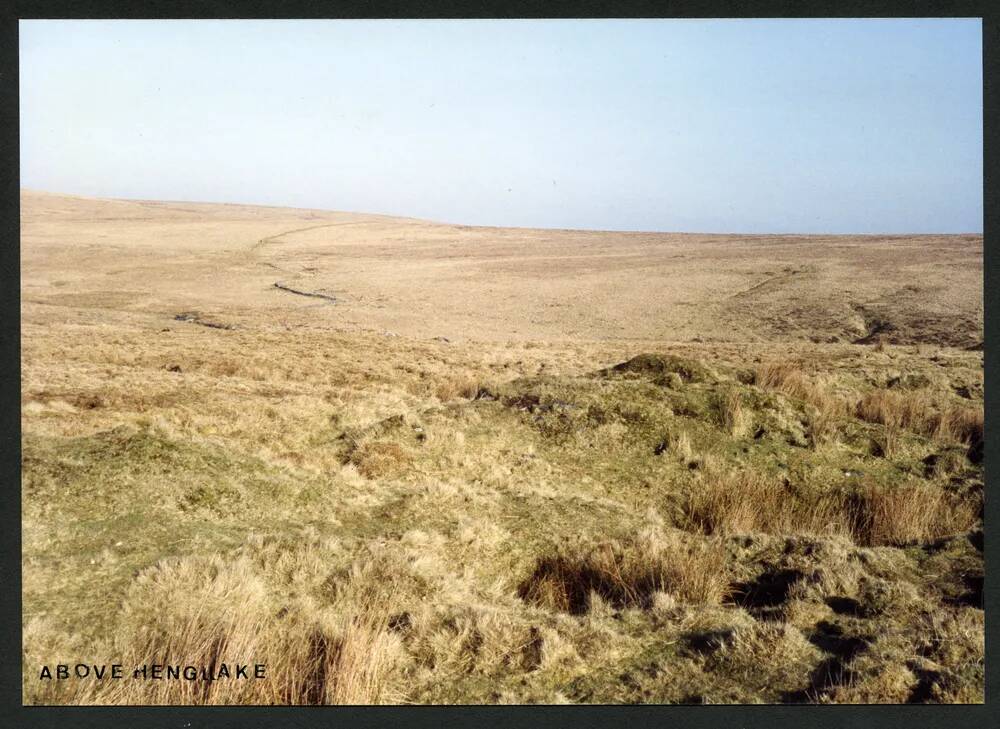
21, 191, 984, 704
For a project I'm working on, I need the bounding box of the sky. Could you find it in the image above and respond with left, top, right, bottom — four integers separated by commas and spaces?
19, 19, 983, 234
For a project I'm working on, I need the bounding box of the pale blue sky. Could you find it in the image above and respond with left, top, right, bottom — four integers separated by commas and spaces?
20, 19, 982, 233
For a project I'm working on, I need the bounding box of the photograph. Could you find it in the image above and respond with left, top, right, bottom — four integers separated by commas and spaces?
18, 18, 984, 705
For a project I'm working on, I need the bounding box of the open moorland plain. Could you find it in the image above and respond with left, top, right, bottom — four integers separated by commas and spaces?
21, 190, 983, 704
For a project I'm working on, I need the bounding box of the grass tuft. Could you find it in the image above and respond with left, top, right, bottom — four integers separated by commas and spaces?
683, 467, 978, 547
518, 530, 730, 614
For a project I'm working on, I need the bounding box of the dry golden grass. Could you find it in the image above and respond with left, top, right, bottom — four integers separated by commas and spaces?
871, 422, 902, 459
683, 468, 846, 539
668, 430, 694, 464
805, 405, 839, 449
702, 621, 823, 687
684, 467, 978, 547
19, 192, 984, 705
754, 361, 813, 397
845, 482, 980, 547
518, 529, 731, 613
757, 360, 983, 453
855, 390, 983, 446
347, 441, 412, 480
20, 191, 983, 346
754, 360, 849, 418
434, 374, 484, 402
42, 555, 402, 705
323, 615, 402, 705
719, 387, 751, 438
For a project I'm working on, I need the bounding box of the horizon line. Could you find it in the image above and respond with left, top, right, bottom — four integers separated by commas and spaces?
19, 187, 985, 238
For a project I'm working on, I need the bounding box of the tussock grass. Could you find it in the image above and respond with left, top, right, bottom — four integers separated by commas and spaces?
518, 529, 730, 614
323, 614, 402, 705
855, 390, 982, 446
683, 468, 846, 539
699, 621, 822, 685
845, 482, 979, 547
754, 361, 849, 417
718, 387, 750, 438
21, 323, 984, 705
871, 423, 901, 459
684, 467, 978, 547
435, 374, 493, 402
756, 361, 983, 453
346, 441, 412, 479
19, 193, 985, 705
669, 430, 694, 463
47, 555, 403, 705
805, 405, 839, 449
